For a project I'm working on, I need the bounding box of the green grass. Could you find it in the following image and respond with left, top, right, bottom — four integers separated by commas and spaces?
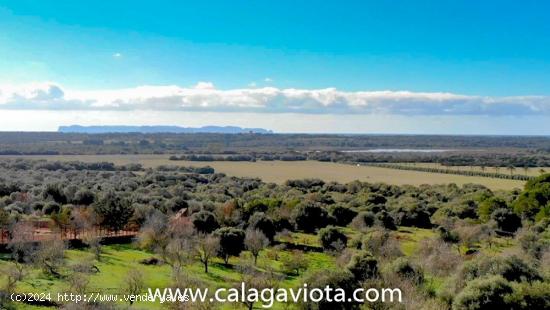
395, 227, 437, 256
2, 226, 522, 309
2, 243, 336, 309
278, 232, 321, 247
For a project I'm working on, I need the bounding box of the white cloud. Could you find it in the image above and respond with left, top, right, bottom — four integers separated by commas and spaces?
193, 81, 215, 90
264, 77, 273, 82
0, 82, 549, 115
112, 52, 122, 58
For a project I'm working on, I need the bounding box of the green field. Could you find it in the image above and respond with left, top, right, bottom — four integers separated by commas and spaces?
1, 242, 335, 309
1, 155, 526, 190
1, 227, 519, 309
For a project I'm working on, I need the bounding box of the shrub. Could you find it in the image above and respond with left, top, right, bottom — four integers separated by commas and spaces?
166, 197, 189, 213
478, 197, 507, 222
281, 250, 308, 276
458, 255, 541, 284
93, 191, 134, 232
291, 201, 329, 233
517, 228, 549, 259
243, 198, 280, 219
513, 174, 550, 220
507, 281, 550, 309
392, 204, 432, 228
43, 183, 68, 204
491, 208, 522, 233
248, 212, 276, 242
376, 210, 397, 230
319, 226, 348, 251
331, 205, 357, 226
346, 251, 379, 282
351, 211, 375, 231
73, 189, 95, 205
437, 226, 460, 244
452, 276, 513, 310
42, 202, 61, 215
389, 257, 424, 285
416, 238, 462, 276
214, 227, 245, 264
497, 255, 542, 283
191, 210, 220, 234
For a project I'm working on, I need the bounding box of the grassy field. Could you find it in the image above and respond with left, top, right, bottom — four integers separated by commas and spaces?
1, 243, 335, 309
1, 155, 526, 190
1, 227, 518, 309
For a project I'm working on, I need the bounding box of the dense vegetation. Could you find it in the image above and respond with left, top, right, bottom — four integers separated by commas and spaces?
1, 132, 550, 167
0, 158, 549, 309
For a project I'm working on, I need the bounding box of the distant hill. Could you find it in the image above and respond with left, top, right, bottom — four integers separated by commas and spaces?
58, 125, 273, 134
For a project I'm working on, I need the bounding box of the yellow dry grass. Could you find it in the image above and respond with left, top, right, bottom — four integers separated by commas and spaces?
2, 155, 526, 190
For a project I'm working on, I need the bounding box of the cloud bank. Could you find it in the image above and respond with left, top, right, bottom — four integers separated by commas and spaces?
0, 82, 549, 115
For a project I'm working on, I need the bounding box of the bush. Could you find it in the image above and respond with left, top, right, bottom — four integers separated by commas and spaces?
437, 226, 460, 244
392, 204, 432, 228
214, 227, 245, 264
319, 226, 348, 251
42, 202, 61, 215
166, 197, 189, 213
458, 255, 541, 284
507, 281, 550, 309
43, 183, 68, 204
351, 212, 375, 231
513, 174, 550, 220
389, 257, 424, 285
491, 208, 522, 233
73, 189, 95, 205
191, 210, 220, 234
376, 210, 397, 230
248, 212, 276, 242
292, 202, 329, 233
517, 228, 549, 260
93, 191, 134, 232
346, 251, 379, 282
243, 198, 280, 219
478, 197, 507, 222
452, 276, 513, 310
497, 255, 542, 283
281, 250, 308, 276
331, 205, 357, 226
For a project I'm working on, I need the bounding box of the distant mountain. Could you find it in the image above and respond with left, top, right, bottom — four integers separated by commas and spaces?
58, 125, 273, 134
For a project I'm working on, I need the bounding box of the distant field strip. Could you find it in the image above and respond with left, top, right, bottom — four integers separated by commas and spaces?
1, 155, 526, 190
361, 163, 534, 181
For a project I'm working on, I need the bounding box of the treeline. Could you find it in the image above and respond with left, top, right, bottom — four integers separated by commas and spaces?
2, 132, 550, 168
2, 132, 550, 152
363, 163, 535, 181
169, 151, 550, 168
0, 159, 215, 175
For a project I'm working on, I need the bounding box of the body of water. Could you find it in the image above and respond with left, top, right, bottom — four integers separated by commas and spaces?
342, 149, 452, 153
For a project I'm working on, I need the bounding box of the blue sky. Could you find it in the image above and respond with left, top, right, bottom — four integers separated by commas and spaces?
0, 1, 549, 134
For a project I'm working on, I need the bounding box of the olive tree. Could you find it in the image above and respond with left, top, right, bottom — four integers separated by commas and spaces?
244, 229, 269, 265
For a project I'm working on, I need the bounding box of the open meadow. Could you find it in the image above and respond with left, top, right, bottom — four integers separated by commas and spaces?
1, 155, 526, 191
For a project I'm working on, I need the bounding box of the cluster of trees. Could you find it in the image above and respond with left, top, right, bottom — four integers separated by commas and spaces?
170, 150, 550, 169
365, 163, 534, 180
1, 158, 549, 309
2, 132, 550, 168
